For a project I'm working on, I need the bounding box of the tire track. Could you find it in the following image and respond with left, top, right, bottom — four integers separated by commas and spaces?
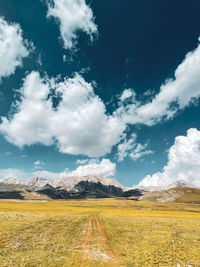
80, 216, 120, 266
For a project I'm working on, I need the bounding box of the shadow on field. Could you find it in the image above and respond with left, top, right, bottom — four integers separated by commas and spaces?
0, 191, 24, 199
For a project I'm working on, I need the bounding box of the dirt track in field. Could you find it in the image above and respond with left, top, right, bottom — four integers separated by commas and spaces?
81, 216, 120, 266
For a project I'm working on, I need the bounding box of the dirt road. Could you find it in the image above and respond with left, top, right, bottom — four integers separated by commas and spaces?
80, 216, 120, 266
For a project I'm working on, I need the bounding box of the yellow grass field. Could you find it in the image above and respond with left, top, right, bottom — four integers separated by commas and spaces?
0, 198, 200, 266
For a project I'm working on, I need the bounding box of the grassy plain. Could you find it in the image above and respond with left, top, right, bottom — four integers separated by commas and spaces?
0, 199, 200, 266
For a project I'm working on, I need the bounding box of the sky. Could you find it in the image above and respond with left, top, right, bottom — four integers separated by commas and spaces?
1, 0, 200, 187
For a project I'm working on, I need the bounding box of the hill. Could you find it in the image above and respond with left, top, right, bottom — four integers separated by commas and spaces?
140, 187, 200, 203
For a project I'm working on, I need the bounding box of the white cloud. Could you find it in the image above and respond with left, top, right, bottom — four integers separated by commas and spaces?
0, 168, 29, 179
1, 38, 200, 160
139, 128, 200, 188
47, 0, 97, 49
76, 158, 98, 165
118, 38, 200, 126
34, 160, 45, 169
0, 17, 31, 80
0, 158, 116, 179
0, 71, 126, 157
35, 159, 115, 178
68, 158, 116, 177
76, 159, 89, 165
34, 160, 42, 166
120, 89, 135, 102
129, 143, 153, 161
116, 133, 153, 162
116, 133, 136, 162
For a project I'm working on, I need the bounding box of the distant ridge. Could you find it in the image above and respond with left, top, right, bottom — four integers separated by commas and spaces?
137, 180, 200, 203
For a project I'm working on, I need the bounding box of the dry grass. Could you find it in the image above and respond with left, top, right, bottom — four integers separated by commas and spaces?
0, 199, 200, 266
100, 215, 200, 266
175, 187, 200, 204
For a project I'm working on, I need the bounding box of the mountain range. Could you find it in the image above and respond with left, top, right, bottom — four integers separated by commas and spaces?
0, 176, 143, 200
0, 176, 199, 202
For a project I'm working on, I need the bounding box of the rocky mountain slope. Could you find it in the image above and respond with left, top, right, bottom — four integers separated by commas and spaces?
139, 188, 184, 202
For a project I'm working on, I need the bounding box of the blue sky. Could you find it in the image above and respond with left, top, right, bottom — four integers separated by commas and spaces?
1, 0, 200, 187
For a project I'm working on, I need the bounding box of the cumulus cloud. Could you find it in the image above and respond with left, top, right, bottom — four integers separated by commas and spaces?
0, 17, 31, 80
139, 128, 200, 188
116, 133, 153, 162
0, 71, 126, 157
1, 38, 200, 160
118, 38, 200, 126
47, 0, 97, 49
34, 159, 115, 178
120, 89, 135, 102
68, 158, 116, 177
0, 158, 115, 179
